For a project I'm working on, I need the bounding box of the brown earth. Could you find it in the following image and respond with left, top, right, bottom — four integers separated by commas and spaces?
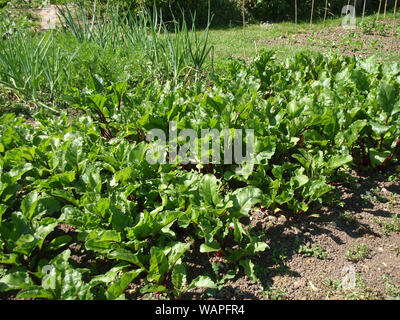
258, 22, 400, 59
122, 168, 400, 301
177, 168, 400, 300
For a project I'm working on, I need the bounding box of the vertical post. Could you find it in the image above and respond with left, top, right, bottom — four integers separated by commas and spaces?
354, 0, 357, 29
377, 0, 382, 21
384, 0, 388, 19
362, 0, 367, 23
346, 0, 351, 27
392, 0, 398, 48
242, 0, 246, 57
310, 0, 315, 27
324, 0, 328, 26
242, 0, 246, 34
295, 0, 298, 25
392, 0, 399, 49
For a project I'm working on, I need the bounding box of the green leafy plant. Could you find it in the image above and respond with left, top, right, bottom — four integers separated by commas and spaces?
374, 214, 400, 236
259, 285, 285, 300
382, 274, 400, 300
339, 211, 359, 226
297, 242, 328, 260
345, 244, 372, 262
1, 45, 400, 300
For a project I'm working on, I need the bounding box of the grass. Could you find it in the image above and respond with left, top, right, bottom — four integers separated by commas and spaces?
205, 12, 400, 71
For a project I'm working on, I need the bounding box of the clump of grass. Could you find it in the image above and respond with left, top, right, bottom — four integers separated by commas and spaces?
345, 244, 372, 262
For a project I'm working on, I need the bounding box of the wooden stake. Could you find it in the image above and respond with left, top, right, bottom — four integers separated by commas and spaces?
310, 0, 315, 27
242, 0, 245, 33
384, 0, 388, 19
295, 0, 298, 25
354, 0, 357, 29
324, 0, 328, 26
362, 0, 367, 22
377, 0, 382, 21
392, 0, 398, 48
391, 5, 398, 50
346, 0, 351, 25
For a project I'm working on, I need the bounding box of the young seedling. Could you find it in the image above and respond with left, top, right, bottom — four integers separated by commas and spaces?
382, 274, 400, 299
324, 273, 383, 300
259, 285, 285, 300
340, 211, 359, 226
272, 248, 288, 275
374, 214, 400, 236
345, 244, 372, 262
298, 243, 329, 260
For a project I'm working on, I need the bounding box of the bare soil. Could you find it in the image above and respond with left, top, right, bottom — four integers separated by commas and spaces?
178, 168, 400, 300
258, 23, 400, 59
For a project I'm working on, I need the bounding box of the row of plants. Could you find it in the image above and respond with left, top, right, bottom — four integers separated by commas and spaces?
0, 3, 213, 110
1, 49, 399, 299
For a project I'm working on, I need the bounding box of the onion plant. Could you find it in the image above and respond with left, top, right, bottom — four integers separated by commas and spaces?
57, 0, 214, 82
0, 31, 77, 111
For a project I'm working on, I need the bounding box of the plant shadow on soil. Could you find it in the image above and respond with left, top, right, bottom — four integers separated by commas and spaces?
178, 165, 400, 300
89, 165, 400, 300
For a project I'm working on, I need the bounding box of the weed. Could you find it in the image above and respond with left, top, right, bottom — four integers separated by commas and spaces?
339, 211, 359, 226
259, 285, 285, 300
389, 245, 400, 257
361, 188, 389, 204
360, 20, 378, 35
323, 278, 342, 298
297, 243, 328, 260
368, 38, 381, 50
374, 214, 400, 236
345, 244, 372, 262
272, 248, 288, 275
204, 262, 236, 298
344, 274, 383, 300
324, 274, 383, 300
382, 275, 400, 299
